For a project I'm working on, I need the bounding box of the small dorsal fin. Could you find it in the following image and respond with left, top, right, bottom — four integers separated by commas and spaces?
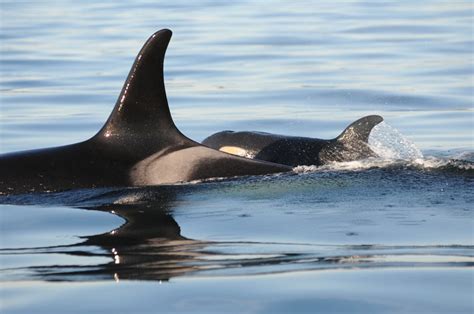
336, 115, 383, 143
94, 29, 189, 149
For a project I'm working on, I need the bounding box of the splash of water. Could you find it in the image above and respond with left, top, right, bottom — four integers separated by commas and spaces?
294, 122, 424, 173
293, 122, 473, 174
368, 122, 423, 160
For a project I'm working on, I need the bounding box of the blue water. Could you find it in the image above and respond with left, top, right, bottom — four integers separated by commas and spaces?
0, 1, 473, 313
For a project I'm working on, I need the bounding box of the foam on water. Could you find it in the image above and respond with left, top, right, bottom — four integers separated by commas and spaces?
294, 156, 474, 174
294, 122, 473, 174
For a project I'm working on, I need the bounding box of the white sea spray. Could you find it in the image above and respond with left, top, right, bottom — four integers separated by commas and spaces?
369, 122, 424, 160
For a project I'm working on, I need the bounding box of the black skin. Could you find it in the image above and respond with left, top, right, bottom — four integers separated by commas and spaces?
202, 115, 384, 167
0, 29, 291, 195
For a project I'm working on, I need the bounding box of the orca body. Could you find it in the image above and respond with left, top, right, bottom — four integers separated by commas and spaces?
0, 30, 291, 195
202, 115, 383, 167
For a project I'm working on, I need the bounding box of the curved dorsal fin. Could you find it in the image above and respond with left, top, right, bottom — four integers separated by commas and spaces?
336, 115, 383, 143
94, 29, 189, 150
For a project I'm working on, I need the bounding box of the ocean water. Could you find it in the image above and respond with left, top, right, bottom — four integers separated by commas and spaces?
0, 1, 473, 313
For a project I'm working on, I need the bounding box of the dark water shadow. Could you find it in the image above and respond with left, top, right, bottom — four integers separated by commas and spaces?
23, 188, 211, 282
1, 165, 473, 283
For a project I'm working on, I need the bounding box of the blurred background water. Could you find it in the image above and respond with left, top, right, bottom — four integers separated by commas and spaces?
0, 1, 473, 313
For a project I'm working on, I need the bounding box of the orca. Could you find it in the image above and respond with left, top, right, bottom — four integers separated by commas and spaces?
0, 29, 291, 195
202, 115, 383, 167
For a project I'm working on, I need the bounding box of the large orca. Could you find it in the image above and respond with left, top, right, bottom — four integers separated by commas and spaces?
0, 29, 291, 195
202, 115, 383, 167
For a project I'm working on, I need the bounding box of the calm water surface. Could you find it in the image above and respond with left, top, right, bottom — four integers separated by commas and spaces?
0, 1, 473, 313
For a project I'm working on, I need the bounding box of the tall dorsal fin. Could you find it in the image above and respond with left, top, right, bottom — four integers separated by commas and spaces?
94, 29, 189, 149
336, 115, 383, 143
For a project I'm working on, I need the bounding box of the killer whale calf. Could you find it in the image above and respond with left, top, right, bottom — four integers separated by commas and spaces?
202, 115, 383, 167
0, 29, 291, 195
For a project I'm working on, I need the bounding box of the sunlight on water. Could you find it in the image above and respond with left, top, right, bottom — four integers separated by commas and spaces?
369, 122, 424, 160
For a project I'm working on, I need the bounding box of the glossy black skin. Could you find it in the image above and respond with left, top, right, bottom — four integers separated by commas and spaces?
0, 29, 291, 195
202, 115, 384, 167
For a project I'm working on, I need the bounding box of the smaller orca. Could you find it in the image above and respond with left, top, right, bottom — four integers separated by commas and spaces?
202, 115, 383, 167
0, 29, 291, 195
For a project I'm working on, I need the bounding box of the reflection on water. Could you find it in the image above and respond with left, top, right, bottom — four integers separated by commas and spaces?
2, 202, 473, 283
1, 165, 472, 283
0, 164, 472, 313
